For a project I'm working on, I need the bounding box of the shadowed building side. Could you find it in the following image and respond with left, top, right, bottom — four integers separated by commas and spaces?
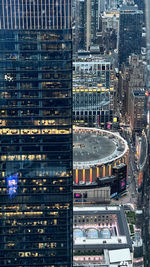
0, 1, 73, 266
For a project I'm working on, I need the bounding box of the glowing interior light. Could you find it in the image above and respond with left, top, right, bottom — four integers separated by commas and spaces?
6, 174, 18, 197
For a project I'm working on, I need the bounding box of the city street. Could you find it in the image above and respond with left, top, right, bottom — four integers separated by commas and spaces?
114, 127, 139, 209
118, 126, 149, 265
141, 165, 150, 266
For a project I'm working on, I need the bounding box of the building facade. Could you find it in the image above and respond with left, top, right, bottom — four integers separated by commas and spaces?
78, 0, 86, 50
118, 54, 145, 119
0, 1, 73, 266
85, 0, 99, 50
130, 89, 146, 133
73, 127, 128, 185
98, 0, 121, 14
72, 0, 86, 54
90, 0, 99, 46
73, 206, 132, 266
73, 55, 115, 127
118, 5, 143, 68
134, 0, 145, 22
100, 11, 119, 53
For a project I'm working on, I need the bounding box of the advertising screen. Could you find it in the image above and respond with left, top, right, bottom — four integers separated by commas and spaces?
74, 193, 82, 198
120, 178, 126, 190
6, 174, 18, 197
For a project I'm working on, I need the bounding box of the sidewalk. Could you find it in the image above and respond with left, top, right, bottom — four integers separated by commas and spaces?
111, 190, 137, 210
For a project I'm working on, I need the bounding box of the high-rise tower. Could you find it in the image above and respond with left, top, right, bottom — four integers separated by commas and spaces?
86, 0, 99, 50
0, 1, 73, 266
78, 0, 86, 50
118, 5, 143, 68
134, 0, 145, 22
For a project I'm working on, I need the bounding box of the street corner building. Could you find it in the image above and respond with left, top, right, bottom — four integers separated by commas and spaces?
0, 1, 73, 267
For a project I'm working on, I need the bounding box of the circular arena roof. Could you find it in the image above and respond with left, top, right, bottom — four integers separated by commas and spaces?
73, 127, 128, 169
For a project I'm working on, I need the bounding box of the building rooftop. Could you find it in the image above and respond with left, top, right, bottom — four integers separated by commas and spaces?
120, 5, 143, 13
73, 205, 132, 250
74, 236, 127, 246
76, 53, 114, 63
132, 88, 145, 97
108, 248, 131, 263
74, 206, 121, 212
73, 127, 128, 169
102, 11, 120, 18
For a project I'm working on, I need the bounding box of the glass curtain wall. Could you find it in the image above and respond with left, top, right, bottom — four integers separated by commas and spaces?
0, 1, 73, 266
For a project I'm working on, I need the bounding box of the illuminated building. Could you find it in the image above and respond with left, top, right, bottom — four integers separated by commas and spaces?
73, 55, 115, 127
73, 127, 128, 185
130, 89, 146, 133
73, 187, 111, 204
118, 5, 143, 68
73, 206, 132, 266
112, 163, 127, 193
118, 54, 145, 117
0, 1, 72, 266
127, 56, 145, 118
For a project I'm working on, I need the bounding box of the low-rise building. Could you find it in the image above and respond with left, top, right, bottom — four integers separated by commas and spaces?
73, 206, 133, 266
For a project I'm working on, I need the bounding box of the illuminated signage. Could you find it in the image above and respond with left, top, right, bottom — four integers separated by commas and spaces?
6, 174, 18, 197
120, 178, 126, 189
74, 193, 82, 198
113, 117, 117, 123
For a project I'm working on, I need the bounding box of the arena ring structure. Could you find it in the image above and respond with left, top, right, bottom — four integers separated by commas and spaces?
73, 127, 129, 184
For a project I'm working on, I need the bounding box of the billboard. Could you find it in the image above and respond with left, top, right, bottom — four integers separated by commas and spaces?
6, 174, 18, 197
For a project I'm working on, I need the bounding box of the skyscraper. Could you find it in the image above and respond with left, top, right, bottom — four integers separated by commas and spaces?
78, 0, 86, 50
134, 0, 145, 22
98, 0, 120, 14
74, 0, 99, 52
0, 1, 73, 266
85, 0, 99, 50
90, 0, 99, 46
73, 0, 86, 52
118, 5, 143, 68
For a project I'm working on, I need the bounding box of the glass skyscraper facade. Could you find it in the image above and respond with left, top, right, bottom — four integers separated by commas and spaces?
90, 0, 98, 46
118, 5, 143, 68
0, 1, 72, 266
